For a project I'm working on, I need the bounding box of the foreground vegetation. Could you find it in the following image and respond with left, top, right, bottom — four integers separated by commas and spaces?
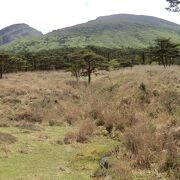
0, 126, 118, 180
0, 66, 179, 179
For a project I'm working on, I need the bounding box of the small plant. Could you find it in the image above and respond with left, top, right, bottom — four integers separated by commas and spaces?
139, 82, 146, 92
64, 119, 95, 144
49, 120, 62, 126
76, 119, 95, 143
114, 162, 133, 180
14, 109, 43, 123
64, 132, 77, 144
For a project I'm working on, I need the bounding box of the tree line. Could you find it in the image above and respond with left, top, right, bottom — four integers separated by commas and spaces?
0, 38, 179, 82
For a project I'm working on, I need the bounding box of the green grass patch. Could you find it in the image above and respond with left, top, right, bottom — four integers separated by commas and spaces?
0, 126, 118, 180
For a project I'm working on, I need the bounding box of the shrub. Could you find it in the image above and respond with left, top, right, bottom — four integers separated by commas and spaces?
115, 162, 133, 180
49, 120, 62, 126
63, 132, 77, 144
158, 126, 180, 179
101, 104, 137, 134
76, 119, 95, 143
64, 119, 95, 144
124, 121, 157, 168
14, 109, 43, 123
161, 91, 180, 113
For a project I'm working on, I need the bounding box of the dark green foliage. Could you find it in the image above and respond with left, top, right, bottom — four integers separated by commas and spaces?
166, 0, 180, 12
87, 46, 145, 66
0, 53, 9, 79
109, 59, 120, 69
0, 52, 26, 78
66, 50, 109, 83
8, 56, 26, 72
0, 41, 179, 78
82, 52, 108, 83
148, 38, 179, 67
66, 54, 84, 82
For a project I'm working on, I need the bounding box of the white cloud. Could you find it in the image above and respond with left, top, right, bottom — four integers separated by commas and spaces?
0, 0, 179, 33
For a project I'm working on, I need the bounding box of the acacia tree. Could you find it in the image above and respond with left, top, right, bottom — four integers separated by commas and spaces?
67, 51, 109, 84
82, 52, 109, 84
166, 0, 180, 11
148, 38, 179, 67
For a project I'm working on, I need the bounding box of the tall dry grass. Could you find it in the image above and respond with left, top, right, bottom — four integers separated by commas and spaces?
0, 66, 179, 178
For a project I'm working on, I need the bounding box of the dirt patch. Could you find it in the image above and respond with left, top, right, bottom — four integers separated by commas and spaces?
0, 132, 17, 144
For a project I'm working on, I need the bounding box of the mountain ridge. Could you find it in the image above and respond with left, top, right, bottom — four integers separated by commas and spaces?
1, 14, 180, 52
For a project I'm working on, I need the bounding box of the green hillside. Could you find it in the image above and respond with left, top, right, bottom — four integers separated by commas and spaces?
1, 14, 180, 52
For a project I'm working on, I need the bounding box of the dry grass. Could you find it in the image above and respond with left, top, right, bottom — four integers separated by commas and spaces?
0, 132, 17, 144
64, 119, 95, 143
0, 66, 179, 179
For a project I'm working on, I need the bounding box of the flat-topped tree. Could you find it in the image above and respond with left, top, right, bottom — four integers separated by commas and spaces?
67, 51, 109, 84
82, 52, 109, 84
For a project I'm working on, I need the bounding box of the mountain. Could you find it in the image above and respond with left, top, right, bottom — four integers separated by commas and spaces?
0, 23, 42, 46
1, 14, 180, 52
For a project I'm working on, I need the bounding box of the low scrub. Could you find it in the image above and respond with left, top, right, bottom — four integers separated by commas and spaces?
124, 120, 179, 178
0, 66, 179, 179
64, 119, 95, 144
14, 109, 43, 123
124, 121, 157, 168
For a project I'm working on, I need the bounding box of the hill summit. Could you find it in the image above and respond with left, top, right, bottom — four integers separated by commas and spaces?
1, 14, 180, 51
0, 23, 42, 46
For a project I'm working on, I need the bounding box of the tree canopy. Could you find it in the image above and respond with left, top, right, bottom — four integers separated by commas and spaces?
148, 38, 179, 67
166, 0, 180, 11
67, 50, 109, 84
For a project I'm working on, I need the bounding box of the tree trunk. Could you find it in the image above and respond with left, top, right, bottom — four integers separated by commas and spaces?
142, 51, 145, 64
0, 69, 2, 79
165, 57, 168, 67
88, 71, 91, 84
162, 56, 166, 68
0, 58, 3, 79
87, 61, 91, 84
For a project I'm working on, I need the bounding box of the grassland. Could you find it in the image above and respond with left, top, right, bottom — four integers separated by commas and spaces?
0, 66, 179, 179
0, 126, 118, 180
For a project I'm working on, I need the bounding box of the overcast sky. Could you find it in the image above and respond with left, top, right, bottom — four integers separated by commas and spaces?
1, 0, 179, 34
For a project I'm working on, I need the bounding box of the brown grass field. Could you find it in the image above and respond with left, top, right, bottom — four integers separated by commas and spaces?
0, 65, 179, 179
